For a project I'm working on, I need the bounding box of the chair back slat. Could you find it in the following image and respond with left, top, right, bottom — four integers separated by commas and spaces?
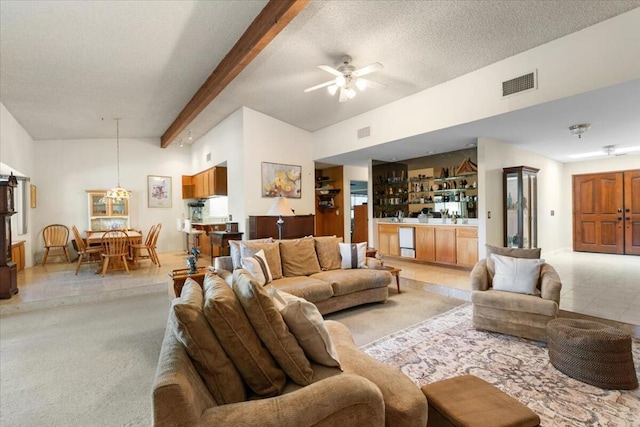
152, 223, 162, 247
43, 224, 69, 247
71, 225, 87, 252
145, 224, 157, 246
102, 230, 129, 256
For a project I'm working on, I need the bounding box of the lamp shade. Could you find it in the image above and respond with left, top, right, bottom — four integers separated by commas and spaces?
266, 197, 295, 217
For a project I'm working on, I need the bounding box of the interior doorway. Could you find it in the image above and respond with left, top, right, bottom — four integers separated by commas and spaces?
573, 169, 640, 255
350, 181, 368, 243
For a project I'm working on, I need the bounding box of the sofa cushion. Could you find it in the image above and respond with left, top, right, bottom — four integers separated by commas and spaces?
268, 276, 334, 303
230, 238, 273, 270
232, 269, 314, 386
492, 254, 544, 295
339, 242, 367, 269
202, 273, 286, 397
170, 278, 246, 404
314, 236, 342, 271
269, 289, 341, 368
280, 237, 322, 277
311, 269, 391, 297
241, 249, 272, 285
241, 241, 283, 280
472, 289, 558, 317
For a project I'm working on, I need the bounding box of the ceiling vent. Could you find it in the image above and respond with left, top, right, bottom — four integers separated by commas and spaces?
502, 70, 537, 97
357, 126, 371, 139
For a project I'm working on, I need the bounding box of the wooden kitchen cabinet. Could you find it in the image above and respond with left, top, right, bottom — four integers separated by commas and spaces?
456, 227, 478, 267
182, 175, 194, 199
415, 226, 435, 262
182, 167, 227, 199
378, 224, 400, 256
194, 172, 205, 198
434, 227, 456, 265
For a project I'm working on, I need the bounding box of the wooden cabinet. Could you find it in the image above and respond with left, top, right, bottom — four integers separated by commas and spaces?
11, 241, 25, 272
315, 166, 344, 237
249, 215, 315, 240
378, 224, 400, 256
87, 191, 130, 231
415, 226, 435, 261
435, 227, 457, 265
183, 167, 227, 199
456, 227, 478, 267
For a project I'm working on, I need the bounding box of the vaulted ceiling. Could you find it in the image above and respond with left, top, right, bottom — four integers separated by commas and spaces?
1, 0, 638, 164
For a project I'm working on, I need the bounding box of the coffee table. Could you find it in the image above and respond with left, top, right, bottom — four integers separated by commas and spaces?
372, 265, 401, 293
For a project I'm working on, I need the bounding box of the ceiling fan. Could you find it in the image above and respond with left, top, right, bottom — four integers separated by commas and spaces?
304, 55, 387, 102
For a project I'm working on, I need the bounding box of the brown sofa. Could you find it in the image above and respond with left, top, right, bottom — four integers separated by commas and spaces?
470, 245, 562, 342
152, 272, 428, 426
215, 236, 392, 315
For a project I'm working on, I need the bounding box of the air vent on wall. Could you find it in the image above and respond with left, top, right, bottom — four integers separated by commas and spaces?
357, 126, 371, 139
502, 71, 537, 97
206, 152, 211, 162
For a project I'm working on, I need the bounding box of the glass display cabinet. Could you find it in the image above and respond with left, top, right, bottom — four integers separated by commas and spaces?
503, 166, 539, 248
87, 190, 130, 231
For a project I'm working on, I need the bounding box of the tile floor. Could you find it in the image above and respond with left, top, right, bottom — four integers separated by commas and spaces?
2, 249, 639, 328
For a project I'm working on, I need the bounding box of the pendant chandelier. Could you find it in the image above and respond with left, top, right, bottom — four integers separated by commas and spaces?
105, 118, 132, 201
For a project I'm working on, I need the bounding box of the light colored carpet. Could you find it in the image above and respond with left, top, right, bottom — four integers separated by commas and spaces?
362, 304, 640, 426
0, 284, 461, 426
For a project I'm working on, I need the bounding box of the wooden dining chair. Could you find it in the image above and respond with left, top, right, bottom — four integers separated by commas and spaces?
101, 230, 130, 276
130, 224, 157, 266
150, 223, 162, 267
42, 224, 71, 266
72, 225, 103, 275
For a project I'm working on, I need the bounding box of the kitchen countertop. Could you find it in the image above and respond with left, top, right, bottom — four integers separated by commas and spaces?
190, 221, 227, 226
376, 218, 478, 227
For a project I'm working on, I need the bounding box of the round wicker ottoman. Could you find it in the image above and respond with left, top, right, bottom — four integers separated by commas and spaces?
547, 318, 638, 389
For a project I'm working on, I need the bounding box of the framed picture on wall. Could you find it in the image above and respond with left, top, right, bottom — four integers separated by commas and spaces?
261, 162, 301, 198
147, 175, 172, 208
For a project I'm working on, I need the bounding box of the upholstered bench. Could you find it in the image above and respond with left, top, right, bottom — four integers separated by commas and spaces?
420, 375, 540, 427
547, 318, 638, 390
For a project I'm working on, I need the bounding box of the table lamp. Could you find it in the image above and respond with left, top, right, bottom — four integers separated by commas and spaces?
266, 196, 295, 240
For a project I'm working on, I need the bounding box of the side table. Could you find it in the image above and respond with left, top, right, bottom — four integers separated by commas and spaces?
372, 265, 401, 293
169, 267, 211, 298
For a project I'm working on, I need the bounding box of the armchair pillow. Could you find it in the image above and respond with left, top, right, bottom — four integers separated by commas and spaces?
230, 238, 273, 271
485, 244, 541, 283
232, 269, 314, 386
269, 288, 341, 368
203, 273, 286, 397
170, 278, 246, 404
491, 254, 544, 295
240, 241, 283, 279
339, 242, 367, 269
240, 249, 272, 285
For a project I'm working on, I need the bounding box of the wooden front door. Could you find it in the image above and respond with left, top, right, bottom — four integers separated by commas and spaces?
624, 169, 640, 255
573, 172, 624, 254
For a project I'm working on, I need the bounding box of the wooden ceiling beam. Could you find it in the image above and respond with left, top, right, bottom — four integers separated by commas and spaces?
161, 0, 310, 148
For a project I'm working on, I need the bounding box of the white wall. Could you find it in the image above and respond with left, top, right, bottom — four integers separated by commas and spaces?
1, 102, 37, 266
478, 138, 566, 258
313, 9, 640, 161
32, 137, 190, 258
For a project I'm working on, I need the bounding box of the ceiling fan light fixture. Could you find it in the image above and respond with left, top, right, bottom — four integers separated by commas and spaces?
346, 88, 356, 99
327, 85, 338, 96
569, 123, 591, 139
603, 145, 616, 155
335, 75, 346, 88
356, 78, 367, 91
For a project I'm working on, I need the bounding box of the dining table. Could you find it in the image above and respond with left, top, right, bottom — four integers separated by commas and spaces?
86, 230, 143, 272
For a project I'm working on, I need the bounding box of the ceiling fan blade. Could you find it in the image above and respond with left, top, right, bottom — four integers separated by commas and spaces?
338, 87, 348, 103
358, 78, 388, 90
353, 62, 383, 77
304, 80, 334, 92
318, 65, 343, 77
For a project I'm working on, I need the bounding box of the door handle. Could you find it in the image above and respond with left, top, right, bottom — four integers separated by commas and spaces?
626, 217, 630, 221
617, 217, 622, 221
625, 208, 630, 212
618, 208, 623, 213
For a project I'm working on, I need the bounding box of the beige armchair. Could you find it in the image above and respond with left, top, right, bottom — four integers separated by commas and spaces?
470, 245, 562, 342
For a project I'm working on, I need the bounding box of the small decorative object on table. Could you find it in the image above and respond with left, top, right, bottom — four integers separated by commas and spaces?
186, 246, 200, 274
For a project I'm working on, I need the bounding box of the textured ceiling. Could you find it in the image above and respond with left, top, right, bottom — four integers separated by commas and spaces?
1, 0, 639, 164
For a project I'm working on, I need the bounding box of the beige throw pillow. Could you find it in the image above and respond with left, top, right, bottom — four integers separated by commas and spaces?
339, 242, 367, 269
202, 273, 286, 397
269, 289, 341, 368
240, 241, 283, 280
232, 269, 314, 386
491, 254, 544, 295
230, 238, 273, 270
240, 249, 272, 285
170, 278, 246, 404
314, 236, 342, 271
280, 237, 321, 276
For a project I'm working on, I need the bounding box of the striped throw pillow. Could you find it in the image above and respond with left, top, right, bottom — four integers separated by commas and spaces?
339, 242, 367, 269
241, 249, 273, 285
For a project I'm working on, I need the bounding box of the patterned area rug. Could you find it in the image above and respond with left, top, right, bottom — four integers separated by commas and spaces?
361, 304, 640, 426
